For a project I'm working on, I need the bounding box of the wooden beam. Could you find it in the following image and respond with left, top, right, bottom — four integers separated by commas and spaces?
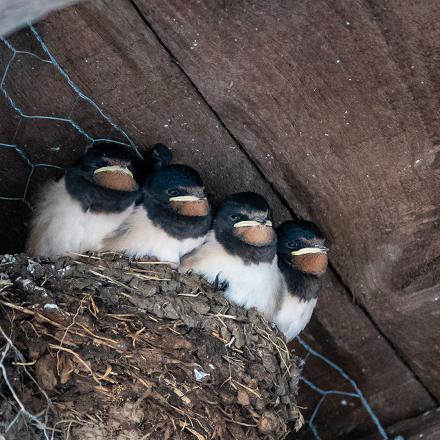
133, 0, 440, 399
360, 408, 440, 440
0, 0, 290, 254
292, 272, 434, 439
0, 1, 436, 437
35, 0, 290, 219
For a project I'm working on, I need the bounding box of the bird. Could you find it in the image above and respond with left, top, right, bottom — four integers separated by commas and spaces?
272, 220, 328, 341
26, 141, 171, 258
139, 142, 173, 181
101, 163, 212, 264
180, 192, 282, 318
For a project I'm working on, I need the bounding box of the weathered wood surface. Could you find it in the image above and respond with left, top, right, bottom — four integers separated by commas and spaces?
0, 1, 438, 438
361, 408, 440, 440
0, 0, 78, 36
294, 273, 434, 439
134, 0, 440, 399
0, 0, 290, 252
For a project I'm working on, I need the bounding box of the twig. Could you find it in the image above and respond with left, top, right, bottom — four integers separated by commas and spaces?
57, 296, 88, 375
48, 344, 101, 384
0, 325, 52, 439
89, 270, 137, 292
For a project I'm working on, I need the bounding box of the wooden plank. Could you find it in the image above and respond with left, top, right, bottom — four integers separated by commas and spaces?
365, 0, 440, 148
134, 0, 440, 398
0, 0, 291, 253
360, 408, 440, 440
0, 2, 436, 438
292, 273, 434, 439
34, 1, 290, 219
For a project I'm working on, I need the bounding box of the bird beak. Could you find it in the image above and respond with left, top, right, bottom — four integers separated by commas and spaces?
291, 246, 328, 256
169, 195, 209, 217
233, 219, 274, 246
94, 165, 134, 179
169, 195, 206, 202
234, 220, 273, 228
93, 165, 137, 191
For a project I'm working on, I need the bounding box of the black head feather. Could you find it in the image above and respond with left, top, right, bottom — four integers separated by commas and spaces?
142, 164, 211, 239
214, 192, 276, 264
146, 164, 204, 197
137, 143, 173, 183
74, 141, 144, 182
277, 220, 327, 301
215, 192, 270, 214
65, 142, 143, 213
276, 220, 325, 259
146, 143, 173, 169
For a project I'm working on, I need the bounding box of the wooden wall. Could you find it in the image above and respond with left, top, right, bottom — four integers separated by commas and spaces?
1, 1, 439, 438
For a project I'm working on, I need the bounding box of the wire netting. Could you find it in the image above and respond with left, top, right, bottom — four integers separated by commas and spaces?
0, 25, 402, 440
0, 25, 139, 204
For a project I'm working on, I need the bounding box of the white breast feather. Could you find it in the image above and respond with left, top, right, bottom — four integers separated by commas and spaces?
26, 178, 134, 258
181, 231, 281, 319
102, 206, 207, 264
273, 285, 317, 341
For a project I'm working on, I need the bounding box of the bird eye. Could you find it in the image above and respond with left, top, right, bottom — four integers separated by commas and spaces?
287, 242, 295, 249
230, 214, 240, 221
168, 189, 178, 196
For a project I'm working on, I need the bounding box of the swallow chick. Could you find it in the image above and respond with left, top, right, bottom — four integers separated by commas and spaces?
180, 192, 282, 318
102, 164, 212, 263
273, 220, 329, 341
26, 141, 147, 258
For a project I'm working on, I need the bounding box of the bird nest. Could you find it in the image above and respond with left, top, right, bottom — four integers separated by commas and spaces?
0, 253, 302, 439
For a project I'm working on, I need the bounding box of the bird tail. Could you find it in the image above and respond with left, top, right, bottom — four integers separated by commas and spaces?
144, 143, 172, 170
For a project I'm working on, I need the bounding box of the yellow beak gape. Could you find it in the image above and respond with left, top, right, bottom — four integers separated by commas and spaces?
94, 166, 134, 178
291, 247, 328, 256
234, 220, 272, 228
169, 195, 206, 202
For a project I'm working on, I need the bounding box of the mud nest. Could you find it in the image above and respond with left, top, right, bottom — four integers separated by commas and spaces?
0, 253, 302, 439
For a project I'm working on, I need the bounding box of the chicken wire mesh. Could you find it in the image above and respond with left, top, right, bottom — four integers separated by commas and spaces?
0, 24, 400, 440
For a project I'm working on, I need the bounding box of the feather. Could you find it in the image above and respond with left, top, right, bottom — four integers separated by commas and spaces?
273, 290, 317, 341
26, 178, 134, 257
180, 231, 282, 319
102, 205, 207, 263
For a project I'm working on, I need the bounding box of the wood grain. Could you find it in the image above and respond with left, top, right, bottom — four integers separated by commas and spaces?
36, 0, 290, 219
293, 272, 434, 439
0, 1, 438, 437
134, 0, 440, 398
360, 407, 440, 440
0, 0, 290, 251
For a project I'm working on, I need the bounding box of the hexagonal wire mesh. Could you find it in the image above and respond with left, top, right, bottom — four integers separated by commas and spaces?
0, 25, 397, 440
